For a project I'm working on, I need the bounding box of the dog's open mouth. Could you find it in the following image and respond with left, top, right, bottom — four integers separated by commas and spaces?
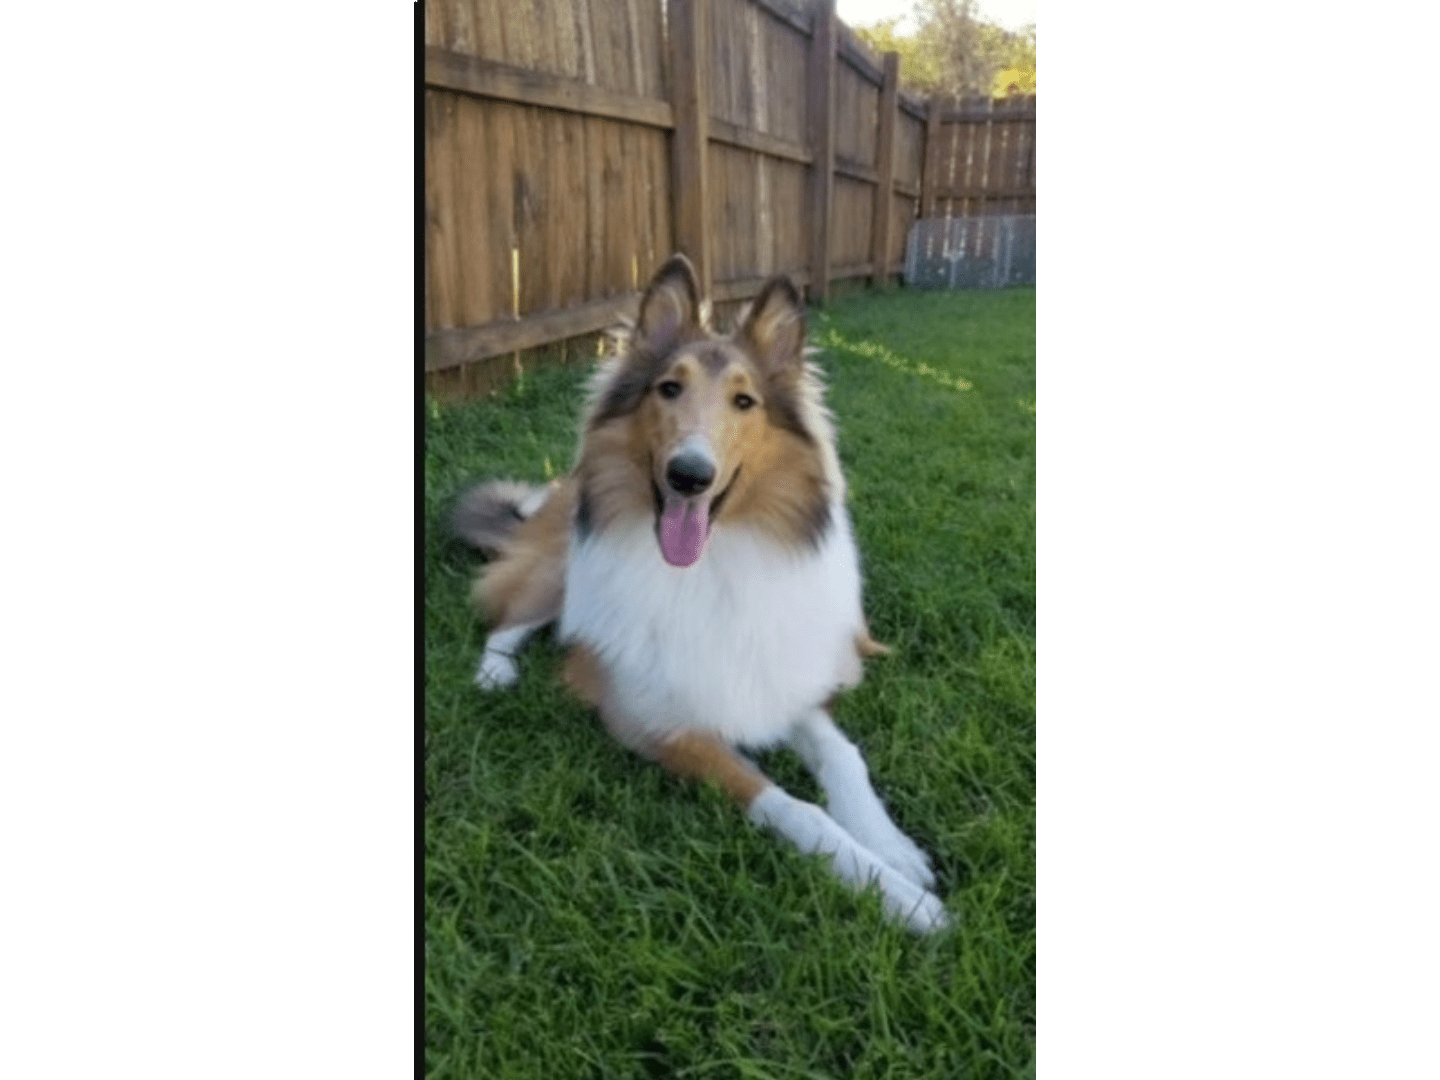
652, 469, 738, 569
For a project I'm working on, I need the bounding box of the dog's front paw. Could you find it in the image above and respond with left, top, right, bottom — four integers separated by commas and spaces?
869, 826, 936, 890
893, 885, 950, 934
833, 812, 937, 890
474, 650, 519, 690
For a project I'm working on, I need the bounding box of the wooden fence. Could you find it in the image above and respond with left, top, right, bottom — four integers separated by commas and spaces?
423, 0, 1035, 397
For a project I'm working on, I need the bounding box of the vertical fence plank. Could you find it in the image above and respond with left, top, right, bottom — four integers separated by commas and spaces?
669, 0, 712, 296
920, 94, 942, 219
424, 91, 458, 333
807, 0, 836, 303
868, 50, 899, 286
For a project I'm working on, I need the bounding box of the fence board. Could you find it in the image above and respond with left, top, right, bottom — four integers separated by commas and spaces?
869, 52, 899, 286
762, 9, 808, 144
829, 176, 873, 268
890, 192, 916, 269
807, 0, 836, 303
709, 118, 811, 165
895, 109, 923, 189
671, 0, 711, 293
834, 58, 878, 168
424, 90, 460, 331
426, 293, 641, 369
748, 0, 810, 36
425, 49, 674, 128
451, 93, 496, 326
836, 23, 882, 86
583, 116, 606, 299
920, 96, 943, 217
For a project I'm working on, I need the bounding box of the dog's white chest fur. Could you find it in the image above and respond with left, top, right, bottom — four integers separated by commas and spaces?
559, 508, 866, 747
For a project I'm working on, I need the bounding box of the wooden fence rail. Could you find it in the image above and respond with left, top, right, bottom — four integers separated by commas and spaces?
422, 0, 1034, 396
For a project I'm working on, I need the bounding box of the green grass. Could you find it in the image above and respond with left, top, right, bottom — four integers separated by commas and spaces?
425, 286, 1035, 1079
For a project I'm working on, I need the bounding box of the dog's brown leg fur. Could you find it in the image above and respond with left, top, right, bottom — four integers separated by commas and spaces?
856, 626, 890, 658
564, 644, 771, 808
649, 730, 771, 807
562, 643, 607, 708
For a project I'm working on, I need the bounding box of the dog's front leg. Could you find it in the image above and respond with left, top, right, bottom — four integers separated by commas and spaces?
648, 729, 948, 934
474, 620, 544, 689
787, 708, 938, 890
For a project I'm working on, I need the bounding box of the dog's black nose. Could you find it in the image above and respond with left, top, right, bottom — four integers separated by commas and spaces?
666, 453, 715, 496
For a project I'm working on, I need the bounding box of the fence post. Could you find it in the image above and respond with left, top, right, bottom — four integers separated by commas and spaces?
669, 0, 711, 298
868, 51, 900, 288
807, 0, 836, 305
920, 92, 943, 219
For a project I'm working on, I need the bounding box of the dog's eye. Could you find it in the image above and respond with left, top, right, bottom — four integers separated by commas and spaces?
657, 380, 683, 400
733, 393, 756, 410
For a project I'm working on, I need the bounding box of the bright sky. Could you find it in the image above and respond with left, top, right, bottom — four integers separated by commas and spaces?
835, 0, 1036, 34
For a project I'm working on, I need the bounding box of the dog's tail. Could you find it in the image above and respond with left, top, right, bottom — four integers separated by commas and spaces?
449, 480, 552, 557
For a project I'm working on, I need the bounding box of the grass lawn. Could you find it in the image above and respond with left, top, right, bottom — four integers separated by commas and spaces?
424, 285, 1036, 1079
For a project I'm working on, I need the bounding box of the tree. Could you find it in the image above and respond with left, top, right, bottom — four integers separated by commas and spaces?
847, 14, 946, 94
851, 2, 1036, 99
985, 21, 1036, 95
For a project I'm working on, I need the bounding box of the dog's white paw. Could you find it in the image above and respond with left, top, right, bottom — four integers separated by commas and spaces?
888, 884, 950, 934
828, 807, 937, 890
849, 851, 948, 934
749, 787, 949, 934
474, 650, 518, 690
863, 823, 937, 891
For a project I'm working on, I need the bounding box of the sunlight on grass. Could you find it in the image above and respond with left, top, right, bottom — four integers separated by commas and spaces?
816, 320, 974, 392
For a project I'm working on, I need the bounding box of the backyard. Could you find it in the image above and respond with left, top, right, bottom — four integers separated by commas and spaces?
424, 285, 1036, 1079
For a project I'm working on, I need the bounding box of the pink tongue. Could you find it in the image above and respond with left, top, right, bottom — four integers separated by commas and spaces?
658, 495, 710, 567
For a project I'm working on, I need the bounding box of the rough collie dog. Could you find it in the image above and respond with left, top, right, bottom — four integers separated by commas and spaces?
453, 254, 947, 932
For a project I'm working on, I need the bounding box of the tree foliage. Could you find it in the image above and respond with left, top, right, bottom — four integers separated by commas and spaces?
852, 1, 1036, 99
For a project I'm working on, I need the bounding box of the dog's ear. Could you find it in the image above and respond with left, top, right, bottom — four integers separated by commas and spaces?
738, 275, 806, 377
634, 254, 701, 355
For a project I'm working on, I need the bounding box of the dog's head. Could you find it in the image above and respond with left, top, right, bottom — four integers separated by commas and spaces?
581, 254, 830, 567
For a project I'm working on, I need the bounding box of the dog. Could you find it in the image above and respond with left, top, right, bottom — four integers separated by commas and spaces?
452, 254, 948, 932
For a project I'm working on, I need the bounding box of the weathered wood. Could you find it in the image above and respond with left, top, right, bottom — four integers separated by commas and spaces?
894, 178, 920, 199
582, 117, 605, 301
424, 47, 675, 129
451, 93, 494, 326
747, 0, 810, 37
835, 24, 883, 87
898, 90, 926, 121
920, 94, 943, 218
829, 175, 872, 267
708, 117, 812, 166
940, 99, 1034, 123
976, 95, 995, 221
669, 0, 711, 296
616, 120, 640, 290
832, 44, 877, 170
934, 188, 1039, 202
425, 293, 640, 371
712, 268, 811, 303
830, 260, 873, 280
888, 191, 914, 271
807, 0, 836, 304
424, 92, 457, 334
834, 158, 877, 185
868, 52, 899, 289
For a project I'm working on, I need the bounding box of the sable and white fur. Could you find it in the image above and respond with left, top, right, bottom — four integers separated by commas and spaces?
455, 254, 947, 932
